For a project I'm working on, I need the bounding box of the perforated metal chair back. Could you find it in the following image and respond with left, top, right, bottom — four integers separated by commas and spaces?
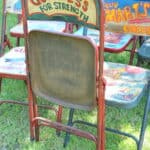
28, 30, 97, 110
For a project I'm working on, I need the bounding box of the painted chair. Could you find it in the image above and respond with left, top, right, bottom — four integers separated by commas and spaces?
5, 0, 69, 46
74, 27, 138, 65
22, 0, 106, 149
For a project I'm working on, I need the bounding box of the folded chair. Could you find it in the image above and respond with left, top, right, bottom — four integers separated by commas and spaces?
0, 0, 26, 92
22, 0, 106, 149
64, 0, 150, 150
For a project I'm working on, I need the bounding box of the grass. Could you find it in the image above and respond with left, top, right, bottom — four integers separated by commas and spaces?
0, 3, 150, 150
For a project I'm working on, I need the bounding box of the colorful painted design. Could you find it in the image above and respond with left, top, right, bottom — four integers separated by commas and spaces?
0, 47, 26, 75
104, 0, 150, 36
104, 62, 150, 105
27, 0, 99, 28
6, 0, 22, 14
74, 27, 133, 50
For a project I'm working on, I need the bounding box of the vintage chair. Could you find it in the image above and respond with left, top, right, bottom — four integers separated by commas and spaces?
5, 0, 69, 46
74, 27, 138, 65
64, 0, 150, 150
22, 0, 106, 149
64, 62, 150, 150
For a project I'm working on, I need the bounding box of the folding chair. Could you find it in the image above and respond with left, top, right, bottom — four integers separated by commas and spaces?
64, 0, 150, 149
74, 27, 138, 65
22, 0, 106, 149
0, 0, 26, 90
5, 0, 69, 46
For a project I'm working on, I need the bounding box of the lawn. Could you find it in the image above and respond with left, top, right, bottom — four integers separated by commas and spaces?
0, 2, 150, 150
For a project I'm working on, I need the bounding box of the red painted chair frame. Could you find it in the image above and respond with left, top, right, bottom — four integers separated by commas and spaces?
22, 0, 106, 150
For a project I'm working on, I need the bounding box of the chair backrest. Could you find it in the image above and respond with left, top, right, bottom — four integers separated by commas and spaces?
28, 31, 97, 110
22, 0, 105, 110
104, 0, 150, 36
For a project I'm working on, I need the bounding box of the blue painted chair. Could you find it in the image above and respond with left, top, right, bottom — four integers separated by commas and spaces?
74, 27, 138, 65
64, 0, 150, 149
64, 61, 150, 150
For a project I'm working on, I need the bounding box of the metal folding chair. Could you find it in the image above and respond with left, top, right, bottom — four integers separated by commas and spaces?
137, 37, 150, 66
22, 0, 106, 149
64, 0, 150, 150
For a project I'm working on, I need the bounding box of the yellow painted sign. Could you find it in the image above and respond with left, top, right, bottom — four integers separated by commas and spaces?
27, 0, 98, 27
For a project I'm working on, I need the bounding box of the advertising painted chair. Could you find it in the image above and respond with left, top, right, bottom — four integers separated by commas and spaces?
22, 0, 106, 149
64, 0, 150, 150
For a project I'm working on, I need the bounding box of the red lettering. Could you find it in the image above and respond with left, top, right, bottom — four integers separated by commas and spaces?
30, 0, 46, 5
82, 0, 88, 12
67, 0, 73, 3
75, 0, 81, 7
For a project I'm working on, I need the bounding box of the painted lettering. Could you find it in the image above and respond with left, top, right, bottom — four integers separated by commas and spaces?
39, 3, 53, 12
30, 0, 46, 5
82, 0, 88, 12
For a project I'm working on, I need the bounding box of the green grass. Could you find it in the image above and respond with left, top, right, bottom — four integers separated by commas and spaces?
0, 2, 150, 150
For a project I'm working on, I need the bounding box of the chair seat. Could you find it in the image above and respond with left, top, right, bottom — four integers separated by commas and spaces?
0, 46, 26, 76
74, 27, 133, 52
137, 38, 150, 60
10, 20, 66, 37
104, 62, 150, 108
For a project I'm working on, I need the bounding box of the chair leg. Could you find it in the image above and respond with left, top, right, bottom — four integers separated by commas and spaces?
63, 108, 75, 147
138, 82, 150, 150
56, 105, 63, 136
0, 78, 2, 92
129, 36, 138, 65
16, 37, 20, 46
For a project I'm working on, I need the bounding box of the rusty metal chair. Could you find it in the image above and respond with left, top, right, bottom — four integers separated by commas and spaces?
22, 0, 105, 149
0, 0, 26, 93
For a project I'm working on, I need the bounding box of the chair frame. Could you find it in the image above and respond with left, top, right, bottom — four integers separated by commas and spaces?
22, 0, 106, 150
0, 0, 63, 131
